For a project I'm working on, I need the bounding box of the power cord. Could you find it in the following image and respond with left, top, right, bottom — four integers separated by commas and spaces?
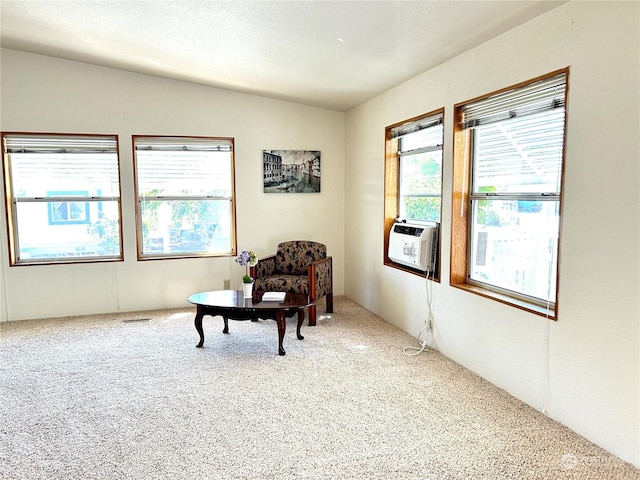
541, 238, 556, 415
401, 224, 439, 356
403, 264, 436, 356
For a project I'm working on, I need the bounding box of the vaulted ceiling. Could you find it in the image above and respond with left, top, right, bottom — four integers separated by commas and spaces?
1, 1, 566, 111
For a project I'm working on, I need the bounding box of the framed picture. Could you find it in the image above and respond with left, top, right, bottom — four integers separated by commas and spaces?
263, 150, 321, 193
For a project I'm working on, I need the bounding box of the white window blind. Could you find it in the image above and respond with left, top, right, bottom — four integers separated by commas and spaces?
4, 134, 117, 153
461, 73, 566, 129
3, 134, 120, 197
134, 136, 233, 197
391, 114, 443, 138
134, 136, 232, 152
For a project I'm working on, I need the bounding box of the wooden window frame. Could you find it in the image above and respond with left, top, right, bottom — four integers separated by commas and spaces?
383, 108, 444, 281
450, 69, 569, 319
132, 135, 237, 261
2, 132, 123, 266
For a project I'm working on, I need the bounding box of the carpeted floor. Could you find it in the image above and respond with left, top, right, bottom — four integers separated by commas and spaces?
1, 296, 638, 480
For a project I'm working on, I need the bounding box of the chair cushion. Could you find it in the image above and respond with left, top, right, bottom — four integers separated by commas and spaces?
275, 241, 326, 275
254, 275, 308, 295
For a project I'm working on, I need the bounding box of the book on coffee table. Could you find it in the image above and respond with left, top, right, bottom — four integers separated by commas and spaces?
262, 292, 286, 301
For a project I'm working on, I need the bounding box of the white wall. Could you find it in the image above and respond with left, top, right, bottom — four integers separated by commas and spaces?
1, 0, 638, 469
0, 50, 345, 321
345, 1, 639, 467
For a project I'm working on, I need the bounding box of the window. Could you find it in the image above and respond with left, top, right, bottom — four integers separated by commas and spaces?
384, 109, 444, 277
2, 133, 122, 265
47, 191, 90, 225
133, 136, 236, 259
452, 69, 568, 318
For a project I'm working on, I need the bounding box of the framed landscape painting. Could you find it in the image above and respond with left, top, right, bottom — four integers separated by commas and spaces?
263, 150, 321, 193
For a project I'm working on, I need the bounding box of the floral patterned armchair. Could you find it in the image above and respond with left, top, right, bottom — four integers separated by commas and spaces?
249, 241, 333, 326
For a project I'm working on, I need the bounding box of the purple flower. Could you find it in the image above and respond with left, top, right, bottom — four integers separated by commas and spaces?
236, 250, 258, 282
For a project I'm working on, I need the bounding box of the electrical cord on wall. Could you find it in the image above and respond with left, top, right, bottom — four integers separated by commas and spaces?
109, 254, 121, 311
541, 238, 557, 415
403, 234, 439, 356
542, 313, 550, 415
0, 237, 9, 322
403, 267, 435, 356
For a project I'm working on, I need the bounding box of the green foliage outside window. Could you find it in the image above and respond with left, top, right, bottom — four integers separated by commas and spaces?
87, 216, 121, 256
139, 190, 224, 254
404, 197, 441, 223
401, 155, 442, 222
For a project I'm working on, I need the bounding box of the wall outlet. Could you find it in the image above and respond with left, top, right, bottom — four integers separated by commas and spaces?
223, 279, 230, 289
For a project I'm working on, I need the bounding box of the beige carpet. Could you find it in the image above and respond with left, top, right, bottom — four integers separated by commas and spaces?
1, 296, 637, 480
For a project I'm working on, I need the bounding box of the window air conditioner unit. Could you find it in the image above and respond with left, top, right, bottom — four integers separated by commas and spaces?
388, 221, 438, 272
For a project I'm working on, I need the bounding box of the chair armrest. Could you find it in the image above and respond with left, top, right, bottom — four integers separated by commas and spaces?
308, 256, 333, 300
250, 255, 276, 279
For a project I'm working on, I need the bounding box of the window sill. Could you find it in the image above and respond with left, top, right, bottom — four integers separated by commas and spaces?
384, 260, 440, 283
450, 282, 556, 320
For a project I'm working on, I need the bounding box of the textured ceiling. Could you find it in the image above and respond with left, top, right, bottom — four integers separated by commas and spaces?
0, 0, 566, 111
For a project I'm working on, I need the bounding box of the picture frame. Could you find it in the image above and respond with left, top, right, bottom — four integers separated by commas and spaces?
263, 150, 321, 193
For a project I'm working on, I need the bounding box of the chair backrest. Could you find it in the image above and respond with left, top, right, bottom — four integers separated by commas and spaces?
275, 241, 326, 275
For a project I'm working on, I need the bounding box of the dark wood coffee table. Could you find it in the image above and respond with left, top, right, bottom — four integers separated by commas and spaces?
187, 290, 313, 355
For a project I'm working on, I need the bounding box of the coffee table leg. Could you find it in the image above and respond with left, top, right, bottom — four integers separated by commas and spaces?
296, 309, 304, 340
223, 316, 229, 334
276, 311, 286, 356
195, 307, 205, 348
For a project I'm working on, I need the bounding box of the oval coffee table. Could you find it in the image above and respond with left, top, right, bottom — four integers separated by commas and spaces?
187, 290, 313, 355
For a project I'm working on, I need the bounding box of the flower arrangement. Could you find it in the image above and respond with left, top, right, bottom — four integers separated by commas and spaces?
236, 250, 258, 283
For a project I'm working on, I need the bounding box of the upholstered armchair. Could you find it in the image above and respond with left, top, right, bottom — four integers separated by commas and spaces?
249, 241, 333, 326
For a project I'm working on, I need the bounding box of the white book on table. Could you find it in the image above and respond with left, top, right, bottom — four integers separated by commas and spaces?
262, 292, 286, 301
